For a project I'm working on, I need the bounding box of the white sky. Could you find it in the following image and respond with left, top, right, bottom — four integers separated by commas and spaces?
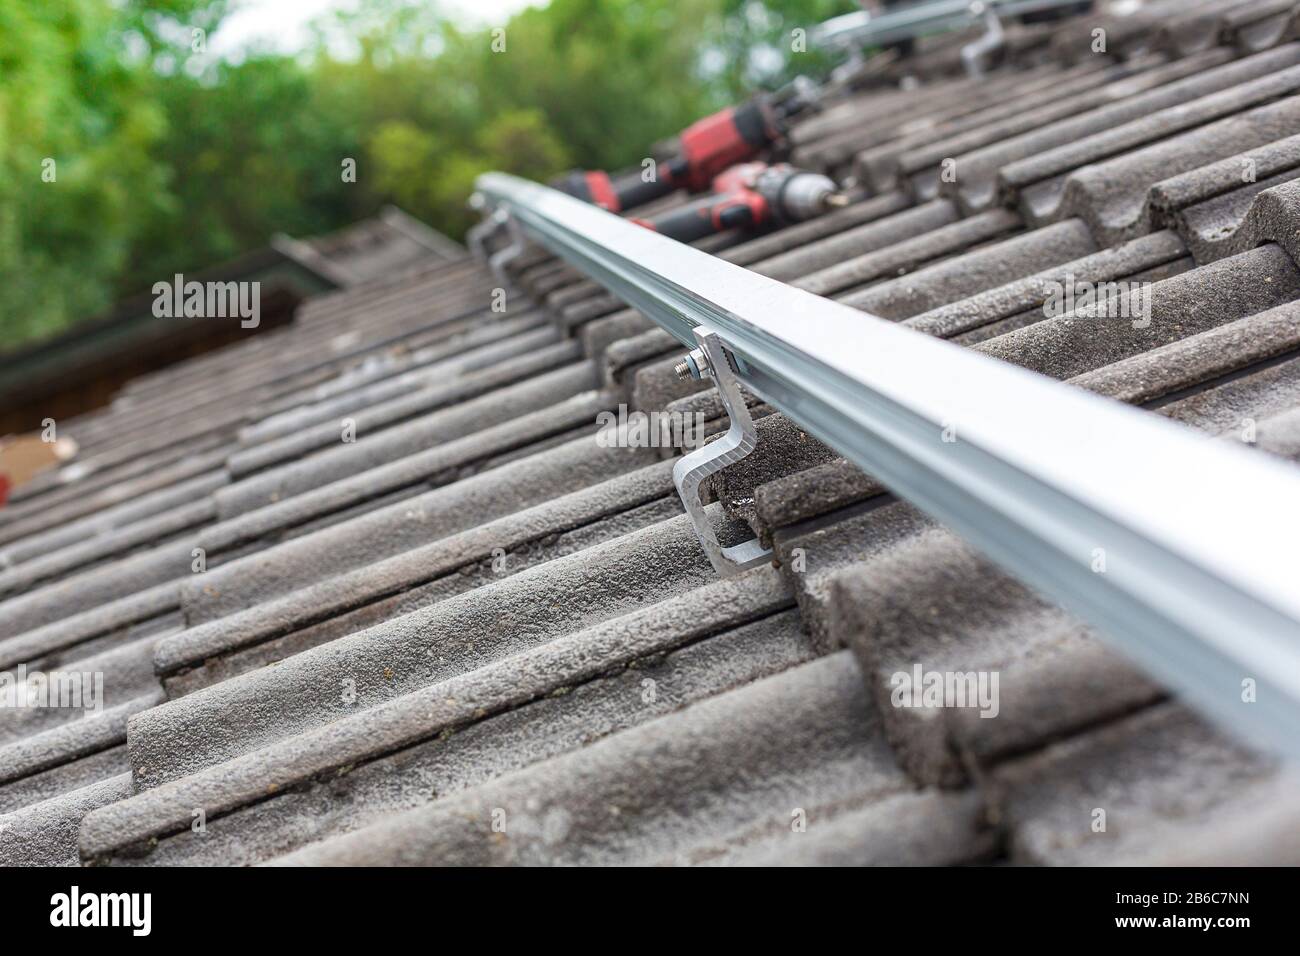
209, 0, 540, 57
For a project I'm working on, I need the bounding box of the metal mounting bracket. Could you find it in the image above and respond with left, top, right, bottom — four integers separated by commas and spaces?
487, 211, 528, 283
961, 1, 1004, 79
466, 207, 505, 262
671, 326, 774, 576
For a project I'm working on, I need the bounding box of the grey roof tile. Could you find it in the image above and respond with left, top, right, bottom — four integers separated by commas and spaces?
721, 191, 912, 266
1146, 132, 1300, 258
904, 229, 1188, 340
0, 771, 135, 867
0, 694, 161, 795
799, 208, 1021, 297
1227, 0, 1300, 53
126, 510, 718, 791
0, 498, 214, 598
1159, 349, 1300, 432
756, 198, 960, 282
843, 217, 1097, 318
949, 43, 1300, 212
163, 456, 676, 680
991, 703, 1291, 865
1032, 91, 1300, 240
827, 529, 1163, 786
267, 651, 912, 866
1069, 300, 1300, 403
877, 49, 1234, 197
975, 243, 1300, 379
754, 458, 882, 548
708, 414, 840, 533
714, 788, 997, 866
222, 350, 590, 487
100, 596, 806, 865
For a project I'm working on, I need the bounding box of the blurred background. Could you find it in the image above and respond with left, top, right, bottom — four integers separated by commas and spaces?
1, 0, 856, 351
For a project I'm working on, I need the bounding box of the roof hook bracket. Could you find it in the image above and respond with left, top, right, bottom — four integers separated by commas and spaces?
487, 210, 528, 282
671, 325, 774, 576
961, 1, 1004, 79
466, 207, 504, 262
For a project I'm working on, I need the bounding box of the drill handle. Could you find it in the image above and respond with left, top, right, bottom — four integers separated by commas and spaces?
553, 167, 676, 212
608, 168, 676, 211
638, 191, 766, 243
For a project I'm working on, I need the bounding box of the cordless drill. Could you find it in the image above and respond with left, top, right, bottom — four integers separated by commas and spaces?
633, 163, 847, 244
555, 77, 820, 213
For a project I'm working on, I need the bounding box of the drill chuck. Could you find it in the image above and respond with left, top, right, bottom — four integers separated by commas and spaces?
636, 163, 845, 243
759, 168, 844, 223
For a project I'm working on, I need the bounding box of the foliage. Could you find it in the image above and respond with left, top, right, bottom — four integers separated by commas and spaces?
0, 0, 226, 345
0, 0, 857, 349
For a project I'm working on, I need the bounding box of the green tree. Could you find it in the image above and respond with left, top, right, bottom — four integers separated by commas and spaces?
128, 54, 366, 280
0, 0, 227, 345
1, 0, 864, 352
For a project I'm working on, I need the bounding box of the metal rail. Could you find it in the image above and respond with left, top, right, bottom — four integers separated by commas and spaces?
812, 0, 1088, 53
474, 170, 1300, 759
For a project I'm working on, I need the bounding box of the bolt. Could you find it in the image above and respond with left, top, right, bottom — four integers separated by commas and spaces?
674, 347, 711, 380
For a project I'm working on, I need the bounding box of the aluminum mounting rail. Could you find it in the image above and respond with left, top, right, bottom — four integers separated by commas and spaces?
812, 0, 1087, 53
474, 169, 1300, 760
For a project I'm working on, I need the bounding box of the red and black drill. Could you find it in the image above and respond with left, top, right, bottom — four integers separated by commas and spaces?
555, 78, 819, 213
633, 163, 846, 243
